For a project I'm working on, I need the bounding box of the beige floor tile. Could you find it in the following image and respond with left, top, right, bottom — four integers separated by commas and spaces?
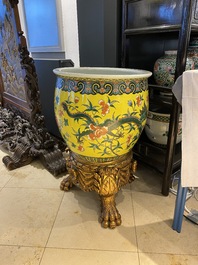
132, 191, 198, 255
139, 253, 198, 265
132, 163, 162, 194
0, 148, 197, 264
4, 161, 65, 189
40, 248, 139, 265
0, 246, 44, 265
0, 151, 13, 187
0, 148, 65, 189
0, 148, 7, 160
0, 165, 12, 188
120, 181, 133, 192
47, 189, 137, 252
0, 187, 63, 247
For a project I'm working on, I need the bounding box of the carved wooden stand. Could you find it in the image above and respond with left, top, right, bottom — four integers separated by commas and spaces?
60, 150, 136, 228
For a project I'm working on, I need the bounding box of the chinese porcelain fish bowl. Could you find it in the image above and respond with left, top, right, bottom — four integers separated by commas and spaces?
54, 67, 152, 228
145, 110, 182, 145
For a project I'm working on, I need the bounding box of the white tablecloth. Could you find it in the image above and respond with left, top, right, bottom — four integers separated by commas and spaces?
173, 70, 198, 187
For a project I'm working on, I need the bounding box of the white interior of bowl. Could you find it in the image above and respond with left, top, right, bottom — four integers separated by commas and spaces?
53, 67, 152, 79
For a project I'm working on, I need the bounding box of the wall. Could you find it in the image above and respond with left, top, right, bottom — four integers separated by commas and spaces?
77, 0, 121, 67
18, 0, 121, 67
18, 0, 80, 66
61, 0, 79, 66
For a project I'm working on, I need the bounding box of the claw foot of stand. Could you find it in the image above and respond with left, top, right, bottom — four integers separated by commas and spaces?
60, 174, 75, 191
99, 195, 121, 229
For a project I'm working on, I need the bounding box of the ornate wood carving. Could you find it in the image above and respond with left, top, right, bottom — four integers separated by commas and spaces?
0, 0, 66, 175
9, 0, 18, 8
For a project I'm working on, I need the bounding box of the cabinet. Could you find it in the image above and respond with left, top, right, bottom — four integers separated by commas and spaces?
121, 0, 198, 195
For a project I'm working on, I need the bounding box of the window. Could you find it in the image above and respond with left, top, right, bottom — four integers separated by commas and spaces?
22, 0, 64, 53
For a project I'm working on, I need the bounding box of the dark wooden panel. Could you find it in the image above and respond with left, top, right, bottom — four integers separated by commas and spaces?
125, 0, 198, 30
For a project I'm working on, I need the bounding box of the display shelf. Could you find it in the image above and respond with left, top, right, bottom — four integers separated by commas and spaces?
122, 0, 197, 195
133, 133, 181, 175
149, 84, 172, 92
124, 24, 198, 35
122, 0, 198, 33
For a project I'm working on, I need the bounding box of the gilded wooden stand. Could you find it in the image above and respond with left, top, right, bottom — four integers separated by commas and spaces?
60, 150, 136, 229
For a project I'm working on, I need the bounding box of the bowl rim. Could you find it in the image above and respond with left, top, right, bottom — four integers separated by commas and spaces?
53, 67, 152, 79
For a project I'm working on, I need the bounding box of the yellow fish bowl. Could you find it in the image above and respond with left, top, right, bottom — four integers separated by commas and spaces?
54, 67, 152, 228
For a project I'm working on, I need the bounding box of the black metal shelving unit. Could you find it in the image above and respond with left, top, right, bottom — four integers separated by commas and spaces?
121, 0, 198, 195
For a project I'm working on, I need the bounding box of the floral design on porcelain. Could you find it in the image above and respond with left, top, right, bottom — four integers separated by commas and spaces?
54, 76, 149, 159
188, 37, 198, 69
153, 50, 194, 87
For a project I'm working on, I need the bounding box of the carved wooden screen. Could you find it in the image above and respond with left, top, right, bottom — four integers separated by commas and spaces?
0, 0, 67, 176
0, 0, 41, 122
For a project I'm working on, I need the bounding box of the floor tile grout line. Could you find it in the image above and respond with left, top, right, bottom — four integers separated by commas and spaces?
1, 243, 198, 257
44, 189, 65, 247
38, 189, 65, 265
130, 189, 141, 265
40, 245, 140, 254
134, 251, 198, 257
0, 174, 13, 190
0, 244, 44, 249
0, 186, 62, 190
0, 243, 138, 254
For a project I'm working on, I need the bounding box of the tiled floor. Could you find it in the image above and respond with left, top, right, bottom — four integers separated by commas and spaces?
0, 149, 197, 265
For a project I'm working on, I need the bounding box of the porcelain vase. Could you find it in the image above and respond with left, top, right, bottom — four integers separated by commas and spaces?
54, 67, 152, 228
188, 37, 198, 69
153, 50, 194, 87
